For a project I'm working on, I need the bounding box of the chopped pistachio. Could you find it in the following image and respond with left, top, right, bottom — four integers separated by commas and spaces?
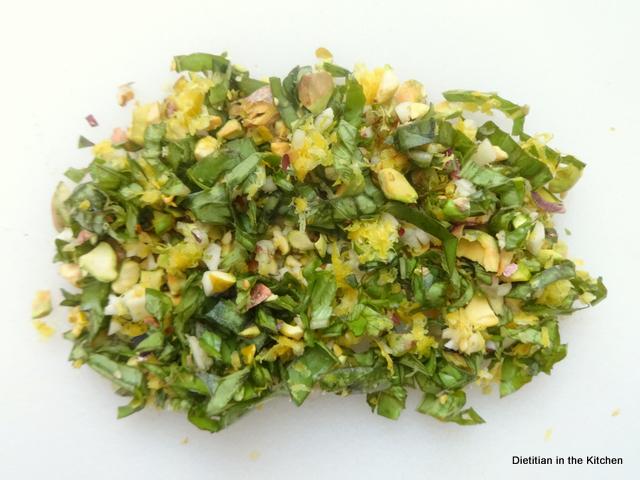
59, 263, 82, 287
216, 119, 243, 140
112, 260, 141, 294
239, 325, 261, 338
297, 71, 334, 114
314, 234, 327, 257
278, 321, 304, 340
377, 168, 418, 203
78, 242, 118, 282
117, 83, 135, 107
51, 182, 71, 232
194, 136, 220, 160
140, 269, 165, 290
202, 270, 236, 295
32, 290, 52, 319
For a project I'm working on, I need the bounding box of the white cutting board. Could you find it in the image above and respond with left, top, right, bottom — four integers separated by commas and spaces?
1, 1, 638, 479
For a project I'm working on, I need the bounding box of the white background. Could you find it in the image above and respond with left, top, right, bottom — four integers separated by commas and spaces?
1, 1, 638, 479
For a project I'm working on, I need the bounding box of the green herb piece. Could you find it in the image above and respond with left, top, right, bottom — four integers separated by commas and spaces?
394, 118, 436, 151
204, 300, 247, 334
307, 271, 337, 329
77, 136, 94, 149
206, 368, 249, 415
286, 347, 336, 405
87, 354, 143, 393
145, 289, 172, 321
174, 53, 229, 72
417, 391, 485, 425
269, 77, 297, 128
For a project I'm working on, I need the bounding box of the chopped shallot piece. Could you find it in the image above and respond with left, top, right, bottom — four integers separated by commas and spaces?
502, 263, 518, 277
532, 191, 566, 213
85, 114, 98, 127
75, 230, 94, 244
451, 224, 465, 238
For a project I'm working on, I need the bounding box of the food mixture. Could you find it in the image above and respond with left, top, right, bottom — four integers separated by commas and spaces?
43, 50, 606, 431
